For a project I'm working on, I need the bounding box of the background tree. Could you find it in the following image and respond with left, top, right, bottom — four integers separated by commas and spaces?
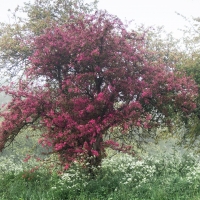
0, 0, 98, 84
136, 26, 184, 68
0, 11, 197, 174
173, 17, 200, 149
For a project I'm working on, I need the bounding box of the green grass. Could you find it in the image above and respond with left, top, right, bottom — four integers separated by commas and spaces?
1, 151, 200, 199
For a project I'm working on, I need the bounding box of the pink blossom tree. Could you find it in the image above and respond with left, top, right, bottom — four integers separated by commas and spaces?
0, 11, 198, 173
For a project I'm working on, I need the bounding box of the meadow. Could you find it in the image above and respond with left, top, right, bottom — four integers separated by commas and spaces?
1, 142, 200, 200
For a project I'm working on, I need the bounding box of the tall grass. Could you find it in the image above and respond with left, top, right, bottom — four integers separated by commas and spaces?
1, 150, 200, 199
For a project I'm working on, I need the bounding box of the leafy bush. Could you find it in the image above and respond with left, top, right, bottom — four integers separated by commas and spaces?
1, 150, 200, 199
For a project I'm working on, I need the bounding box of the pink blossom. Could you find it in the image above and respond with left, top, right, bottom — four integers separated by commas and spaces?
64, 164, 70, 170
86, 104, 94, 112
96, 92, 104, 102
91, 150, 99, 157
91, 48, 99, 56
23, 155, 31, 162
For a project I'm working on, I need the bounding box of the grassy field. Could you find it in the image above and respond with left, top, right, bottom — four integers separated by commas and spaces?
1, 149, 200, 200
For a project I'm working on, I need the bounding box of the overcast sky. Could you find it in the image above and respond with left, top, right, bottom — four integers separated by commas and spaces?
96, 0, 200, 37
0, 0, 200, 37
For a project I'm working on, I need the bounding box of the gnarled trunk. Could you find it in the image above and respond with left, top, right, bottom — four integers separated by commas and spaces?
87, 134, 105, 176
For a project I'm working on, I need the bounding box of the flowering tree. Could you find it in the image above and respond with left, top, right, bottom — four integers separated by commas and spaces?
0, 11, 198, 173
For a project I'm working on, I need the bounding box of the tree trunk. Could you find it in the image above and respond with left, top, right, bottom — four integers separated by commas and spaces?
87, 134, 105, 176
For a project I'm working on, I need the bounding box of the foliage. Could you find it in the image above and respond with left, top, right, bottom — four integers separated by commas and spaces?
136, 26, 185, 68
173, 17, 200, 148
176, 17, 200, 88
1, 151, 200, 199
0, 0, 98, 82
0, 11, 197, 172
